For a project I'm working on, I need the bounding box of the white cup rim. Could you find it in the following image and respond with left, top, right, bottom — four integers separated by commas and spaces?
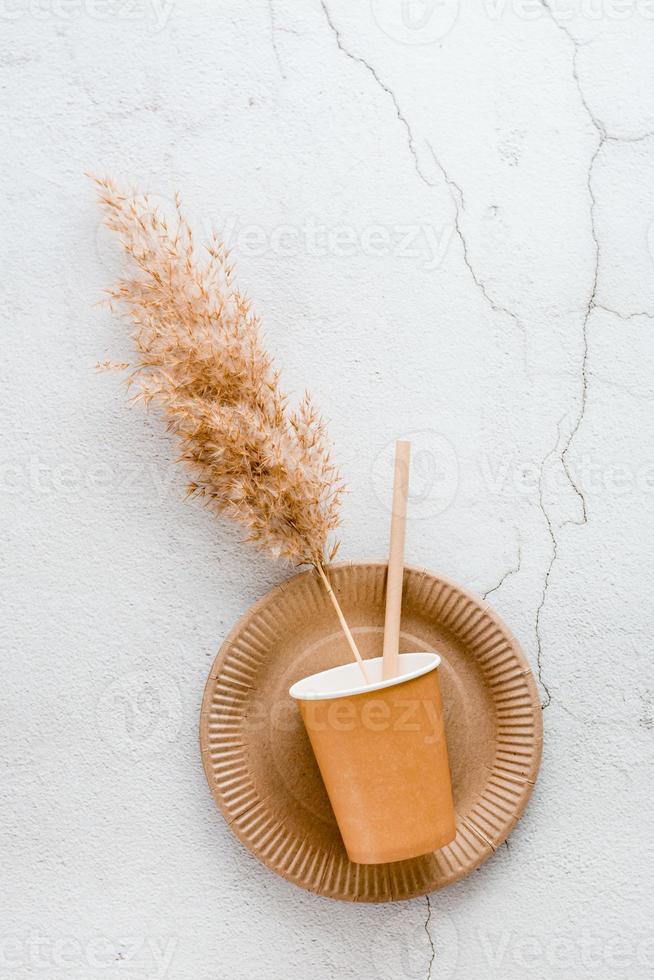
289, 651, 441, 702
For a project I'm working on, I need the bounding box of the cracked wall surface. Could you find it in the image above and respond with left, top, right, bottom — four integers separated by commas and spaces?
2, 1, 653, 978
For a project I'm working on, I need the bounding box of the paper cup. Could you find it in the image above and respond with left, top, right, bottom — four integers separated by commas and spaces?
289, 652, 456, 864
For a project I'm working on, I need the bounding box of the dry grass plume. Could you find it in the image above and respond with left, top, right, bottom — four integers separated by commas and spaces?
92, 175, 344, 568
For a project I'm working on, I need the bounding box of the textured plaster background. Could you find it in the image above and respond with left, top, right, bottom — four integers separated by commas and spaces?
2, 1, 654, 978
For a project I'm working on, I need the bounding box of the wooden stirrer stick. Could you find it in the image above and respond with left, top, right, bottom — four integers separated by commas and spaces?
316, 562, 370, 684
382, 440, 411, 680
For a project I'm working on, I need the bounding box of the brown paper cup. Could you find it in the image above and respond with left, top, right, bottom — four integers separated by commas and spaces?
290, 652, 456, 865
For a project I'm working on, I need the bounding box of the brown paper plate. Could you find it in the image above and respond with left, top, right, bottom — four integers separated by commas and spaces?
200, 562, 542, 902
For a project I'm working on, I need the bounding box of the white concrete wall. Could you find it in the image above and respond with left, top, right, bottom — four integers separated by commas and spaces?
2, 2, 653, 978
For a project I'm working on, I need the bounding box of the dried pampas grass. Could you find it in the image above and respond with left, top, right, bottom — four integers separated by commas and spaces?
92, 176, 367, 677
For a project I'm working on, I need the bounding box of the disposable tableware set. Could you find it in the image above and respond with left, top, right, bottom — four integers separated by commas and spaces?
93, 178, 542, 901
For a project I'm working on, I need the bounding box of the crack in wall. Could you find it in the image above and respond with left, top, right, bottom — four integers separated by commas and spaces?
595, 304, 654, 321
482, 541, 522, 601
426, 143, 527, 350
560, 309, 590, 528
606, 131, 654, 144
538, 3, 654, 527
319, 0, 433, 186
538, 0, 601, 528
537, 4, 654, 145
423, 894, 436, 980
558, 121, 605, 528
534, 422, 565, 709
319, 3, 529, 355
268, 0, 286, 79
533, 2, 654, 698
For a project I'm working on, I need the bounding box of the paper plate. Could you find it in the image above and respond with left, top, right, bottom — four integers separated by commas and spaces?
200, 562, 542, 902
